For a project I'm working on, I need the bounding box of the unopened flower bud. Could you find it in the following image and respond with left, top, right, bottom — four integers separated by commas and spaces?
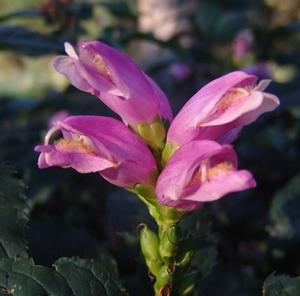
135, 117, 167, 151
139, 225, 163, 275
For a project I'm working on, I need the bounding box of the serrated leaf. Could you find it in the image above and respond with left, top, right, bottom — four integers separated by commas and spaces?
268, 174, 300, 239
0, 258, 72, 295
0, 257, 128, 296
0, 208, 27, 259
0, 163, 28, 260
55, 257, 128, 296
0, 163, 26, 209
263, 274, 300, 296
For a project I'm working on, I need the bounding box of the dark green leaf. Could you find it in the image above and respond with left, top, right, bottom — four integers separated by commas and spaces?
0, 208, 27, 259
0, 163, 26, 209
268, 174, 300, 239
263, 274, 300, 296
0, 257, 128, 296
0, 258, 72, 295
0, 163, 28, 260
55, 257, 128, 296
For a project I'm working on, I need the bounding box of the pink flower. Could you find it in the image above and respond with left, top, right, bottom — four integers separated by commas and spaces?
53, 41, 172, 127
232, 29, 253, 59
166, 71, 279, 149
35, 116, 157, 188
156, 140, 256, 211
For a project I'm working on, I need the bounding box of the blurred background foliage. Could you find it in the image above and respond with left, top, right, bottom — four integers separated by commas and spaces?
0, 0, 300, 295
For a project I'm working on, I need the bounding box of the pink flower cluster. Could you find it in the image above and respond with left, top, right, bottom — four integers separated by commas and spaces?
36, 41, 279, 212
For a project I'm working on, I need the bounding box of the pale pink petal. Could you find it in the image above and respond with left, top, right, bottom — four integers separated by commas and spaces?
53, 56, 92, 93
184, 170, 256, 202
156, 140, 256, 211
167, 71, 279, 146
53, 40, 173, 126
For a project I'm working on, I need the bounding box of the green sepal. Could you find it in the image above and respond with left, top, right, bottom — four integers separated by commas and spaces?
157, 206, 186, 226
139, 225, 163, 276
144, 258, 164, 277
154, 265, 173, 293
132, 184, 185, 227
161, 141, 179, 166
159, 225, 181, 264
130, 182, 161, 224
139, 225, 160, 260
134, 117, 167, 151
134, 183, 156, 200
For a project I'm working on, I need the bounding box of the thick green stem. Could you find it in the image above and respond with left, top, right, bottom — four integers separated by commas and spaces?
134, 187, 196, 295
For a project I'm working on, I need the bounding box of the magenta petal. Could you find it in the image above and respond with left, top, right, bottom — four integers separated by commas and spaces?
235, 92, 280, 126
53, 41, 173, 126
36, 144, 114, 173
156, 140, 256, 211
201, 91, 279, 127
36, 116, 157, 188
184, 170, 256, 202
53, 56, 92, 93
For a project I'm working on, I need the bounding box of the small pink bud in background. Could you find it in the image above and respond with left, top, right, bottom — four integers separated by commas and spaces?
232, 29, 254, 59
168, 63, 192, 81
35, 116, 157, 188
156, 140, 256, 212
53, 41, 173, 127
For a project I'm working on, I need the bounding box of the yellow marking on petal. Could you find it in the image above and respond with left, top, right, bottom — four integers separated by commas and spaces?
80, 43, 113, 80
200, 160, 208, 182
56, 138, 94, 153
93, 54, 112, 79
215, 87, 250, 113
208, 161, 233, 179
183, 161, 234, 196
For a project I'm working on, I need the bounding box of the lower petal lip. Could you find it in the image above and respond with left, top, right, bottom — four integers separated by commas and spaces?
156, 140, 256, 209
183, 169, 256, 202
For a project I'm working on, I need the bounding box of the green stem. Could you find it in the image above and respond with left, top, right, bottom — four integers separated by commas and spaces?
133, 188, 196, 295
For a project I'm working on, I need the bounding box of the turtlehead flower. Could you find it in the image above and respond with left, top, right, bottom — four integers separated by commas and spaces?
53, 41, 172, 127
156, 140, 256, 211
165, 71, 279, 159
35, 116, 157, 188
